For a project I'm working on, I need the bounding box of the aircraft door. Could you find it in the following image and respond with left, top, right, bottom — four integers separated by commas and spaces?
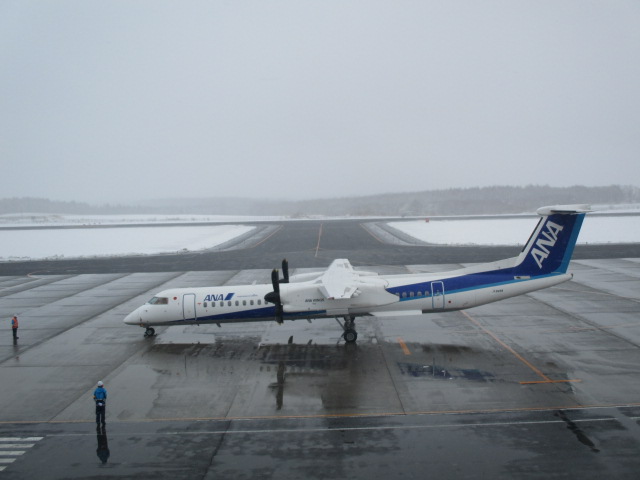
431, 281, 445, 309
183, 293, 197, 321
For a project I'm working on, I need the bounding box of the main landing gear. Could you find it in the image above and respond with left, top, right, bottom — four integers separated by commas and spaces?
143, 327, 155, 338
341, 316, 358, 344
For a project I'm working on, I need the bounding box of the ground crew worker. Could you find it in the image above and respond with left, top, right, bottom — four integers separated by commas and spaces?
93, 381, 107, 426
11, 315, 18, 340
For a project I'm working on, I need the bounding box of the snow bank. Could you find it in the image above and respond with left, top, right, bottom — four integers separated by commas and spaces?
389, 215, 640, 246
0, 225, 254, 261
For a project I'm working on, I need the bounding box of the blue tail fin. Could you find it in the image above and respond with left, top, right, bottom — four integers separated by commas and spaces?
514, 205, 590, 276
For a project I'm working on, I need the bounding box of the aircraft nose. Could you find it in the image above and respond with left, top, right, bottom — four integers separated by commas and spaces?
123, 308, 141, 325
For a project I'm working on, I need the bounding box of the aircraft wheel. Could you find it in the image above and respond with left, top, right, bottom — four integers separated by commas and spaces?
144, 327, 155, 338
344, 329, 358, 343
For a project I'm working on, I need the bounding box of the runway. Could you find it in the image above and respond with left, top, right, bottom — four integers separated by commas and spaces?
1, 221, 640, 478
2, 219, 639, 275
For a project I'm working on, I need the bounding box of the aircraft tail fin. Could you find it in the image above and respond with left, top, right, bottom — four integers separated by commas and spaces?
513, 204, 591, 276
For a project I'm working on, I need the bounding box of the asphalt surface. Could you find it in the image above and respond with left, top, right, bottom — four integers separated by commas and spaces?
1, 219, 640, 479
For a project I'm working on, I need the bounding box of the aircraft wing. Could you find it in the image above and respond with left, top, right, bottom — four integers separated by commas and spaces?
316, 259, 360, 299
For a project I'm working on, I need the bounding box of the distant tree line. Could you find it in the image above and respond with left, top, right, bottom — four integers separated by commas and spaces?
1, 185, 639, 217
0, 198, 142, 215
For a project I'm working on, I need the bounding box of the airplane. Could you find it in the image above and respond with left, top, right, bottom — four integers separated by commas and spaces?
124, 204, 591, 342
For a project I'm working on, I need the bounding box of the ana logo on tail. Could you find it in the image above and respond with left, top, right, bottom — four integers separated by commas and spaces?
530, 220, 564, 268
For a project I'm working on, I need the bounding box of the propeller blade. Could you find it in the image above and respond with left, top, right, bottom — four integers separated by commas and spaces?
271, 269, 280, 293
281, 259, 289, 283
266, 268, 284, 323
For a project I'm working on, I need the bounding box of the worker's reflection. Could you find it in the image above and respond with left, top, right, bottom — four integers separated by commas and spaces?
275, 361, 285, 410
96, 425, 110, 464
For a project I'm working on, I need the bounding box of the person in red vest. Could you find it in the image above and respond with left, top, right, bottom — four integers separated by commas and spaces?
11, 315, 18, 340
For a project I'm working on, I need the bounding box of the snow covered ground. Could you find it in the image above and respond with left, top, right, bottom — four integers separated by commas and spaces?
0, 209, 638, 261
0, 224, 255, 261
389, 215, 640, 246
0, 213, 284, 227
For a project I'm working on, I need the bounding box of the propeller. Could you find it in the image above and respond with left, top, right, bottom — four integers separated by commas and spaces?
281, 258, 289, 283
264, 267, 284, 324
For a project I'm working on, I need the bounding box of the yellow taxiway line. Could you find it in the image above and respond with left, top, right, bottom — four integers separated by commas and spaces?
460, 311, 581, 385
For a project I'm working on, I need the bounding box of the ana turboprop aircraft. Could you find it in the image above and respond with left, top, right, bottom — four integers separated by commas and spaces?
124, 205, 591, 342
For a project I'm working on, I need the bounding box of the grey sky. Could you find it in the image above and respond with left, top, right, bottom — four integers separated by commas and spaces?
1, 1, 639, 204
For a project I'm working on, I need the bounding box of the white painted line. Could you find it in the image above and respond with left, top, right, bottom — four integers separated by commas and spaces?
0, 451, 25, 456
0, 437, 43, 442
139, 416, 619, 437
0, 444, 34, 448
0, 466, 5, 471
0, 458, 16, 463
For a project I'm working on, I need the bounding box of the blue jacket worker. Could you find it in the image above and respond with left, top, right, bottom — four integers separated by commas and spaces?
93, 381, 107, 426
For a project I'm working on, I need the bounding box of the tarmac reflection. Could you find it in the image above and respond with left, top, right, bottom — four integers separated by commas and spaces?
96, 426, 110, 464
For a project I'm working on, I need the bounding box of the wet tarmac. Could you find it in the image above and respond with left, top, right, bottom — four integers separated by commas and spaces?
0, 258, 640, 478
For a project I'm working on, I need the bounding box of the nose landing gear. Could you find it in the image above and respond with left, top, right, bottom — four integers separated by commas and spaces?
143, 327, 155, 338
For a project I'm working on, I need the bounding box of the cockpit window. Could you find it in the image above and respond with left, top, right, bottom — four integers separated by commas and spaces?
148, 296, 169, 305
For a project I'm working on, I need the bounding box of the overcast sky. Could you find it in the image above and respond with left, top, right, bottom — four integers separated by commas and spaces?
1, 1, 639, 204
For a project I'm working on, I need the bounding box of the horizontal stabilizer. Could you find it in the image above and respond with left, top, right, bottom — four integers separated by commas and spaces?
536, 204, 592, 216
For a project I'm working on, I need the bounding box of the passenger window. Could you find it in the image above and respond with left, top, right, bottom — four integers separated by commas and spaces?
243, 300, 247, 306
250, 300, 254, 305
203, 302, 208, 308
235, 301, 239, 306
402, 292, 407, 298
227, 301, 232, 307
